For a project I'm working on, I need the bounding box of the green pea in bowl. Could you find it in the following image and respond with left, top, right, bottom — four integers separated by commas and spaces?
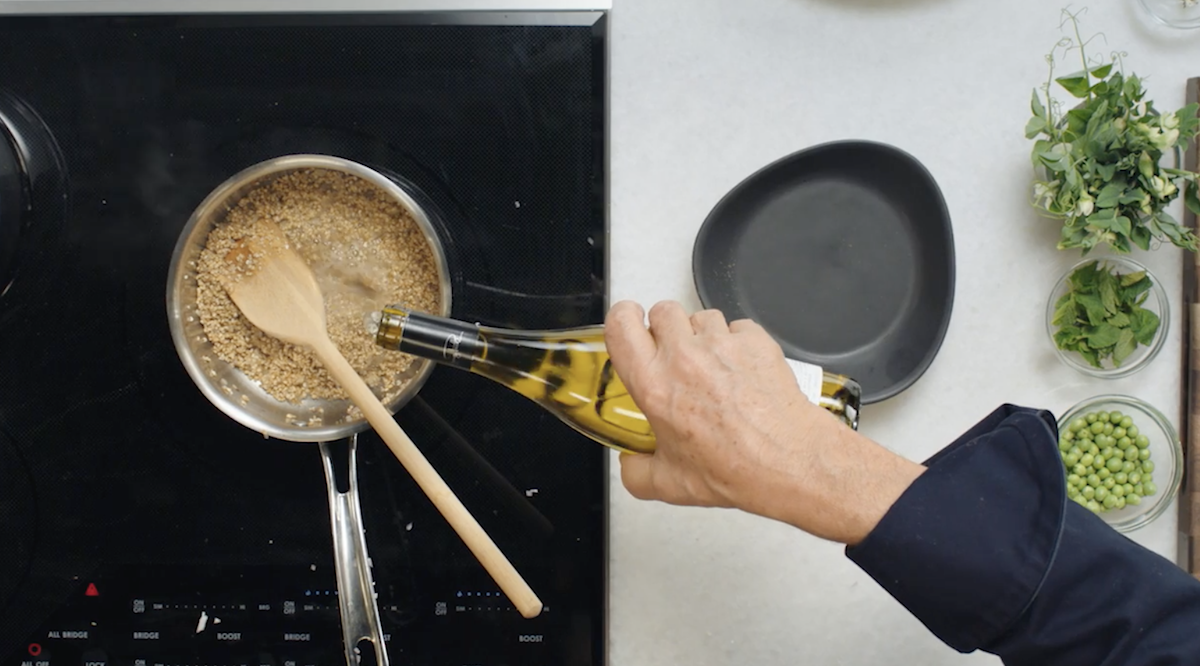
1056, 395, 1182, 533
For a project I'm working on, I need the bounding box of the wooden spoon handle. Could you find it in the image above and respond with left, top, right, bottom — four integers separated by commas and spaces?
312, 338, 543, 619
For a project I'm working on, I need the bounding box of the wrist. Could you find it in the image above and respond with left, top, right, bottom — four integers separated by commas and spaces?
746, 411, 925, 545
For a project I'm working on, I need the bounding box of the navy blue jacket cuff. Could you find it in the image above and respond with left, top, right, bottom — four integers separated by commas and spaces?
845, 403, 1200, 665
845, 404, 1065, 652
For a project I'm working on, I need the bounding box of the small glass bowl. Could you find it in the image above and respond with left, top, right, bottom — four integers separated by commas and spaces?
1138, 0, 1200, 29
1056, 395, 1182, 533
1045, 255, 1169, 378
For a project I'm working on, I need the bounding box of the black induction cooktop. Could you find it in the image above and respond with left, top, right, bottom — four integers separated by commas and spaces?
0, 10, 609, 666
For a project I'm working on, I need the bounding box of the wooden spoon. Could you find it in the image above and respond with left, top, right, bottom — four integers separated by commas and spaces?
217, 219, 543, 619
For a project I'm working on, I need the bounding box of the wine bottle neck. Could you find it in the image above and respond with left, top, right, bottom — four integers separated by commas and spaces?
375, 307, 486, 369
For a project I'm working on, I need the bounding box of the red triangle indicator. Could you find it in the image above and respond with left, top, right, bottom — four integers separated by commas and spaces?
85, 583, 99, 597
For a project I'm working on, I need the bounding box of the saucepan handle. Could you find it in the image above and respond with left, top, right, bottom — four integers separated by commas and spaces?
319, 435, 390, 666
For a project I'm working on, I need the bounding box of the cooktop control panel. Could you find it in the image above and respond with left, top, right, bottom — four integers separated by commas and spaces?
3, 566, 554, 666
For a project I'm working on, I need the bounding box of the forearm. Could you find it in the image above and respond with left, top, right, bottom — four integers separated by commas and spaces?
732, 403, 926, 546
845, 404, 1200, 665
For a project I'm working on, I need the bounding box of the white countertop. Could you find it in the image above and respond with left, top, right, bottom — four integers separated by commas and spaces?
608, 1, 1200, 664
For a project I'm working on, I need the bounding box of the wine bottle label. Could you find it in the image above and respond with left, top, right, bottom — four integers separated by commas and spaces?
398, 312, 486, 369
785, 357, 823, 404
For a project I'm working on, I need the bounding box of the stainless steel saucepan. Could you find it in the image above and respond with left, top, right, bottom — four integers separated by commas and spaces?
166, 154, 453, 666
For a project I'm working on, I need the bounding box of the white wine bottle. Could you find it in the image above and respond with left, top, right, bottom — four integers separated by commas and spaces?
368, 304, 861, 455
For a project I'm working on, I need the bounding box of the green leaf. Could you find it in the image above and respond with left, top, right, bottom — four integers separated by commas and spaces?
1031, 89, 1047, 119
1119, 191, 1146, 205
1075, 293, 1108, 326
1099, 275, 1120, 313
1086, 323, 1123, 348
1026, 116, 1047, 139
1120, 270, 1147, 287
1087, 208, 1118, 230
1122, 275, 1153, 302
1070, 260, 1100, 290
1114, 216, 1133, 239
1053, 296, 1077, 327
1113, 328, 1137, 366
1132, 225, 1152, 250
1078, 347, 1103, 368
1134, 307, 1161, 345
1157, 213, 1185, 244
1096, 183, 1123, 209
1107, 311, 1131, 327
1187, 182, 1200, 218
1057, 74, 1093, 98
1057, 326, 1085, 347
1091, 63, 1114, 80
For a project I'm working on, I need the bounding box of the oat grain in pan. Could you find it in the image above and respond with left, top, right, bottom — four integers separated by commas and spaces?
195, 168, 441, 404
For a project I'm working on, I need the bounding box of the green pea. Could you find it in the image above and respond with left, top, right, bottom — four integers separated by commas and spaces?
1134, 483, 1145, 496
1087, 413, 1098, 424
1067, 485, 1079, 499
1124, 483, 1134, 496
1109, 410, 1123, 421
1123, 461, 1137, 473
1071, 418, 1086, 432
1080, 453, 1094, 468
1144, 482, 1158, 496
1112, 483, 1126, 497
1101, 446, 1115, 459
1136, 434, 1149, 448
1094, 455, 1106, 469
1139, 449, 1150, 461
1063, 430, 1075, 442
1073, 464, 1088, 476
1087, 500, 1101, 513
1118, 436, 1132, 448
1142, 460, 1155, 473
1091, 422, 1105, 434
1129, 472, 1141, 484
1108, 457, 1125, 472
1114, 472, 1128, 485
1095, 486, 1109, 501
1098, 468, 1112, 480
1125, 447, 1140, 461
1120, 416, 1133, 429
1103, 423, 1114, 435
1099, 411, 1111, 423
1088, 474, 1102, 487
1126, 494, 1142, 506
1143, 472, 1154, 484
1103, 494, 1118, 509
1083, 485, 1096, 499
1114, 496, 1126, 510
1068, 473, 1082, 487
1103, 477, 1116, 489
1112, 427, 1126, 439
1089, 443, 1100, 456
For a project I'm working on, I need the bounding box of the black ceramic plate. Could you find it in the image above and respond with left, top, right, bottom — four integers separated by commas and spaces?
692, 140, 955, 403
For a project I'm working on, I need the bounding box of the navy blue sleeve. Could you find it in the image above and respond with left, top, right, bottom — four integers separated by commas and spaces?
846, 404, 1200, 665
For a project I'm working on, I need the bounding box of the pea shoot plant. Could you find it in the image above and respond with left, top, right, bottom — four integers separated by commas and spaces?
1027, 9, 1186, 368
1026, 9, 1200, 256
